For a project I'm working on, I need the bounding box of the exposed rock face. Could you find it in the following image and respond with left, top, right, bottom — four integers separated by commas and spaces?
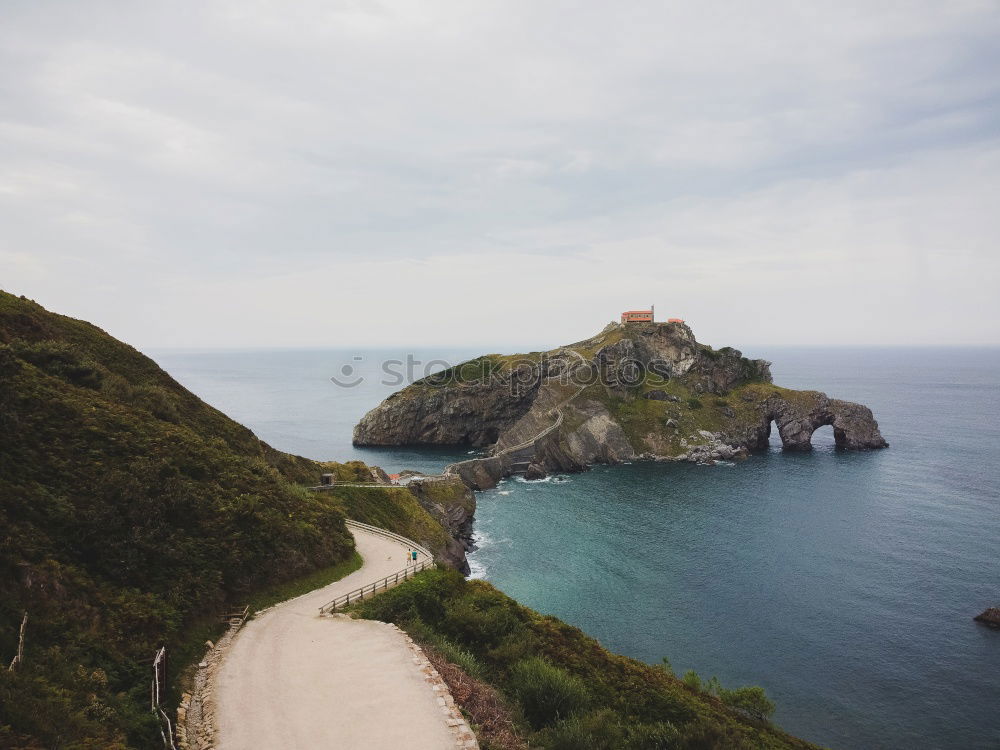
355, 321, 887, 489
354, 378, 539, 446
404, 474, 476, 574
523, 463, 547, 480
974, 607, 1000, 628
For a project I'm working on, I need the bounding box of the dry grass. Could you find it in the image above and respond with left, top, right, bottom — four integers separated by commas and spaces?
421, 645, 527, 750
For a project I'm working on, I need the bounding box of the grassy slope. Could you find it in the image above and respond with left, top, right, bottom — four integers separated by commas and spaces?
357, 569, 820, 750
0, 292, 357, 748
323, 485, 453, 553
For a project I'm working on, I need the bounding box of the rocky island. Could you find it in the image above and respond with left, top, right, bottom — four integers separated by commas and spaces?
355, 320, 887, 489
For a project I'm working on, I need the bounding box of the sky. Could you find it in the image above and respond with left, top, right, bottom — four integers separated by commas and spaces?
2, 0, 999, 352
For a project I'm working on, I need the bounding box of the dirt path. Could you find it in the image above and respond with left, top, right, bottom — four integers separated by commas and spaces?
213, 527, 467, 749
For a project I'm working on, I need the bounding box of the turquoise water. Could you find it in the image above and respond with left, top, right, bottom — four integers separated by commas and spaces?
155, 346, 1000, 749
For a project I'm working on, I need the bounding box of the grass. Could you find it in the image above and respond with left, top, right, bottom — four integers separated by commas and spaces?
326, 484, 453, 555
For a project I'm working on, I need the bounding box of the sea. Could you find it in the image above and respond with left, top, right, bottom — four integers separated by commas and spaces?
152, 345, 1000, 750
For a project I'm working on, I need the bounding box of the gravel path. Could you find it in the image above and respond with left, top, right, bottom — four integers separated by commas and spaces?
213, 527, 464, 749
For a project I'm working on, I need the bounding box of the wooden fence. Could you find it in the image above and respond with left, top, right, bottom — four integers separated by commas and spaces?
319, 559, 434, 615
151, 646, 178, 750
344, 519, 433, 559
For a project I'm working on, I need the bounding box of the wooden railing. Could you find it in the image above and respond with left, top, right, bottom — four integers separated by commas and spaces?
345, 519, 433, 559
318, 559, 433, 614
151, 646, 178, 750
219, 605, 249, 626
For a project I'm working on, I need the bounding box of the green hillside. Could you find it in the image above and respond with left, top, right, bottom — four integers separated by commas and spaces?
0, 292, 358, 747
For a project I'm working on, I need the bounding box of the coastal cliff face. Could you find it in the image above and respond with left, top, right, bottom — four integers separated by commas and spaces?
355, 321, 887, 488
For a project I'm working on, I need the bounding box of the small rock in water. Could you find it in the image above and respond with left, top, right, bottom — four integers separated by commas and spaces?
523, 463, 547, 480
973, 607, 1000, 628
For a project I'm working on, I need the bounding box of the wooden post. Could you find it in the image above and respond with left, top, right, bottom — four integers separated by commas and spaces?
8, 611, 26, 671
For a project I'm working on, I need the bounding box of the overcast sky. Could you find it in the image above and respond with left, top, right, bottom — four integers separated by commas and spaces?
2, 1, 999, 352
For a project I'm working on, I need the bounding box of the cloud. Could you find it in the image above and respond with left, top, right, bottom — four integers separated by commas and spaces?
1, 0, 998, 348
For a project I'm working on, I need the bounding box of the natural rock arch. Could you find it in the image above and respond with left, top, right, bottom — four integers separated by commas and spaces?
755, 392, 888, 451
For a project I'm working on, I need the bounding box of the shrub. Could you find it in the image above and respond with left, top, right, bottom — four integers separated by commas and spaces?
656, 656, 674, 676
0, 344, 22, 378
704, 675, 722, 696
12, 339, 103, 388
686, 398, 703, 410
539, 709, 624, 749
682, 670, 702, 691
441, 595, 523, 648
712, 399, 729, 408
134, 385, 181, 422
405, 620, 485, 679
719, 685, 775, 722
624, 721, 681, 749
508, 657, 589, 729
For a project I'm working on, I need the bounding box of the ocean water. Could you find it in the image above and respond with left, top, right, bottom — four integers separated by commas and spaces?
154, 346, 1000, 749
153, 347, 479, 474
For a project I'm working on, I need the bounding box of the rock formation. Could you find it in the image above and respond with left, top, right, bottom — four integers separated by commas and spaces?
355, 321, 888, 489
403, 473, 476, 573
974, 607, 1000, 628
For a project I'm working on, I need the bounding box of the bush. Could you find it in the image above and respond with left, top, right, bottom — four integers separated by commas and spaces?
508, 657, 589, 729
134, 385, 181, 422
404, 620, 485, 679
682, 670, 702, 691
13, 340, 103, 388
656, 656, 674, 676
719, 685, 775, 722
441, 595, 523, 648
686, 398, 703, 410
539, 709, 624, 749
624, 721, 681, 749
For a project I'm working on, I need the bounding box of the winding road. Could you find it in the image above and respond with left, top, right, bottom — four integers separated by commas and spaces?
213, 526, 463, 749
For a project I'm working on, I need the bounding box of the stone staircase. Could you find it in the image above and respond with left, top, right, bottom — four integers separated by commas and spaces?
505, 445, 537, 476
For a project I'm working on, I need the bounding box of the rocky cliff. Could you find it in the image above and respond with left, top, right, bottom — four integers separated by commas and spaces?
355, 321, 887, 489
